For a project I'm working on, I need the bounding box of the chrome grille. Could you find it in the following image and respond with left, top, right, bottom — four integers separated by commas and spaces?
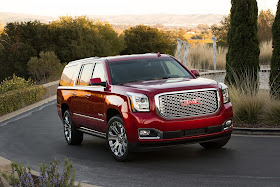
155, 89, 220, 119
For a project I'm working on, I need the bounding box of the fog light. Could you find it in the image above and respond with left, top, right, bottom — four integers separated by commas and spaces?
223, 119, 233, 130
139, 130, 150, 136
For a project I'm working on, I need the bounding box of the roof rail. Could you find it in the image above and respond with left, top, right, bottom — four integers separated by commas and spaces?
67, 57, 99, 65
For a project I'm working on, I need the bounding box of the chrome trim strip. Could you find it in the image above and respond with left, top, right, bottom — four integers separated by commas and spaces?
138, 128, 163, 140
78, 127, 106, 138
73, 113, 104, 122
154, 88, 221, 120
58, 86, 105, 92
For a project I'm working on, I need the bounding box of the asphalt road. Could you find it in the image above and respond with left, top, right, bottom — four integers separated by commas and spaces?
0, 101, 280, 187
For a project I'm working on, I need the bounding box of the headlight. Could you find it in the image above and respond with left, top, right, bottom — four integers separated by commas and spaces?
126, 92, 150, 112
219, 83, 230, 104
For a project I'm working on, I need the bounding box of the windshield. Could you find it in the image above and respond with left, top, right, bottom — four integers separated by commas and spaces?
108, 57, 194, 85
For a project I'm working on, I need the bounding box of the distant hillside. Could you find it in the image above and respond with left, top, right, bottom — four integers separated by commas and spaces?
0, 12, 56, 25
0, 12, 225, 27
89, 14, 225, 27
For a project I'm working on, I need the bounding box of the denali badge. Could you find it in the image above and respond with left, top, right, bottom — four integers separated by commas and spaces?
180, 99, 202, 106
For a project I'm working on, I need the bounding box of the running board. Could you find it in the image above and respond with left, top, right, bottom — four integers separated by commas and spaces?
78, 127, 106, 139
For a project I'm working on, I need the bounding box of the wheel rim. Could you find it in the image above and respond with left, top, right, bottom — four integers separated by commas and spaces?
108, 121, 127, 157
63, 113, 72, 142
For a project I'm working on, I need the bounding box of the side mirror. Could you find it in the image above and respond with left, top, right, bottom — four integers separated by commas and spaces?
89, 78, 107, 87
191, 70, 200, 78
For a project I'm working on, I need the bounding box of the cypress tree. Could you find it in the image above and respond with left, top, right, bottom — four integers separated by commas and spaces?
225, 0, 260, 90
270, 1, 280, 98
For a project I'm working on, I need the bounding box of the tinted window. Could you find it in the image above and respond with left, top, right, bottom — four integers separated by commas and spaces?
108, 58, 193, 85
60, 65, 77, 86
92, 63, 106, 82
77, 63, 94, 86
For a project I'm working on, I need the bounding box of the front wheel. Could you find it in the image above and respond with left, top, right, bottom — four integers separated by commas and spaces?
107, 116, 129, 161
200, 136, 230, 149
63, 110, 83, 145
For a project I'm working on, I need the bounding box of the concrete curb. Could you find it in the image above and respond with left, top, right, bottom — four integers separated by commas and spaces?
233, 127, 280, 136
0, 95, 56, 124
0, 156, 97, 187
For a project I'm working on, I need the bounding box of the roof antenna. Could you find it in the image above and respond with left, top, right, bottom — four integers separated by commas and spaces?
157, 52, 161, 57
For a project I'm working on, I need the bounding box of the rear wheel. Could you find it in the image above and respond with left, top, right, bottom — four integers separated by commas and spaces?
107, 116, 129, 161
63, 110, 83, 145
200, 137, 230, 149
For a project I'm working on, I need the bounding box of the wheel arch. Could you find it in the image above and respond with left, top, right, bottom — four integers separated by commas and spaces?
107, 108, 121, 124
61, 103, 70, 117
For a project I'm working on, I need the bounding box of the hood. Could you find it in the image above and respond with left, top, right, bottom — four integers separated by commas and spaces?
119, 77, 219, 95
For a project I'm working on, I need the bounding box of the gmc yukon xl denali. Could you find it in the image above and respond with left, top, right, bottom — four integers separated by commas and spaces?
57, 53, 233, 161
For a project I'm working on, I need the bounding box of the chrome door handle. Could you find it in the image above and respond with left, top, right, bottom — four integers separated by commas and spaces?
72, 92, 77, 96
85, 94, 91, 98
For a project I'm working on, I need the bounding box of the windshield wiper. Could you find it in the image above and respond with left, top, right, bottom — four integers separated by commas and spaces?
152, 76, 184, 80
118, 80, 141, 85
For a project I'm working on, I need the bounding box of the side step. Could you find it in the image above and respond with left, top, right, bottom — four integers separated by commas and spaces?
78, 127, 106, 139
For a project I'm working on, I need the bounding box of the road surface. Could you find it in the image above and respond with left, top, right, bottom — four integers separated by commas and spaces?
0, 101, 279, 186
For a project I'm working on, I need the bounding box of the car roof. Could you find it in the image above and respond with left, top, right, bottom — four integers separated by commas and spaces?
67, 53, 172, 66
102, 53, 171, 63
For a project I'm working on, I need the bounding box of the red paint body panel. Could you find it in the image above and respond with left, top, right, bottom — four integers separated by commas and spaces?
57, 54, 233, 146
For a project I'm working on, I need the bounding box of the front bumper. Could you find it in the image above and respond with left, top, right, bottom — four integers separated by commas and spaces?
122, 103, 233, 143
128, 130, 232, 151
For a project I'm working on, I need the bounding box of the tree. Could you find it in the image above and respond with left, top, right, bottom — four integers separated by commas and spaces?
27, 51, 64, 83
258, 10, 274, 42
123, 25, 173, 54
211, 15, 230, 46
212, 10, 274, 45
48, 16, 125, 62
0, 21, 3, 34
225, 0, 260, 90
270, 1, 280, 98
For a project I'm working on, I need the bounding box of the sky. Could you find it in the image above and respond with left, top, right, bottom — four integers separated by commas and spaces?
0, 0, 279, 16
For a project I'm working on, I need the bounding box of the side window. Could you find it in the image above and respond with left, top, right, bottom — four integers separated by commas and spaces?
60, 65, 77, 86
92, 63, 106, 82
77, 63, 94, 86
164, 61, 186, 77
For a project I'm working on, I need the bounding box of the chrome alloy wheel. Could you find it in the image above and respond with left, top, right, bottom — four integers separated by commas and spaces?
108, 121, 128, 157
63, 113, 72, 142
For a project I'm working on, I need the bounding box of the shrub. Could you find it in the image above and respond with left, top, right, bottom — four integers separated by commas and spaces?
28, 51, 64, 83
262, 99, 280, 126
0, 86, 46, 116
230, 88, 267, 124
188, 44, 227, 70
1, 158, 80, 187
0, 74, 33, 94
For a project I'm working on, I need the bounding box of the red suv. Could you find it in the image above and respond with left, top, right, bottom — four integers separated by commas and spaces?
57, 54, 233, 161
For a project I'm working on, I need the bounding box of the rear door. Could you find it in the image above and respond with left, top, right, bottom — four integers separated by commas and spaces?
84, 62, 107, 132
73, 62, 107, 133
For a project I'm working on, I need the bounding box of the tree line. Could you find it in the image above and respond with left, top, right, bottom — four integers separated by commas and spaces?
0, 17, 182, 82
212, 9, 275, 46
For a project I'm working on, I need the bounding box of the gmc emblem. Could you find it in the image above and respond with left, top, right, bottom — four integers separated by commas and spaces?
180, 99, 202, 106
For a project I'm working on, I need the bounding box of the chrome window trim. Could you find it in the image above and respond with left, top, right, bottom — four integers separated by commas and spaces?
73, 113, 104, 122
57, 86, 105, 92
154, 88, 221, 120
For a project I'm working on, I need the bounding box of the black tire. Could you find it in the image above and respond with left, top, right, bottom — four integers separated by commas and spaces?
106, 115, 129, 161
200, 136, 230, 149
63, 110, 83, 145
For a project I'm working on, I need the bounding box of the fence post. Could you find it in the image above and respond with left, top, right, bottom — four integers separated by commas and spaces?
176, 38, 182, 61
212, 36, 217, 70
183, 41, 190, 67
